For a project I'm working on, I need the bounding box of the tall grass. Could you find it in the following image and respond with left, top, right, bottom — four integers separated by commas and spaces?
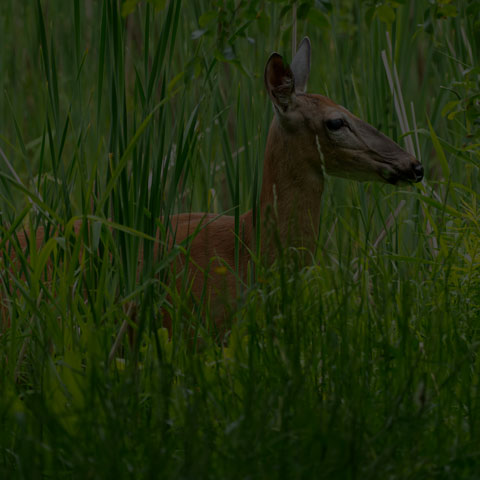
1, 0, 479, 478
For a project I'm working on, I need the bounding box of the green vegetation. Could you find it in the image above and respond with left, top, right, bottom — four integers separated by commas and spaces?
1, 0, 479, 477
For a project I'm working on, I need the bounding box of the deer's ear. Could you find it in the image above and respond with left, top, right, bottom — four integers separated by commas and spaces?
264, 53, 295, 111
291, 37, 310, 93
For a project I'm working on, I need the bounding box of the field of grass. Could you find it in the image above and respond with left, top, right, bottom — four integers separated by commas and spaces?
1, 0, 479, 478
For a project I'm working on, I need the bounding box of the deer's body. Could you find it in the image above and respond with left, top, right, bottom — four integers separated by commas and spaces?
2, 38, 423, 328
162, 212, 253, 308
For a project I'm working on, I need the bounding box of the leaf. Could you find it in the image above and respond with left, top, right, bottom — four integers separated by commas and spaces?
31, 237, 58, 293
122, 0, 165, 16
231, 59, 249, 77
426, 115, 450, 180
199, 10, 217, 28
417, 194, 461, 218
317, 0, 333, 13
438, 4, 458, 18
257, 10, 270, 35
365, 6, 376, 26
441, 100, 459, 118
308, 9, 329, 29
149, 0, 167, 10
168, 71, 184, 92
376, 4, 395, 24
467, 1, 480, 16
447, 110, 460, 121
280, 5, 291, 18
297, 2, 312, 20
121, 0, 140, 17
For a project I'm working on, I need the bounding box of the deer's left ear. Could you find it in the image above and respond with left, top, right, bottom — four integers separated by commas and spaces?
264, 53, 295, 111
291, 37, 311, 93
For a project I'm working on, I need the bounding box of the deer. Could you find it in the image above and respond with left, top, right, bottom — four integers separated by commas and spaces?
162, 37, 423, 323
1, 37, 423, 336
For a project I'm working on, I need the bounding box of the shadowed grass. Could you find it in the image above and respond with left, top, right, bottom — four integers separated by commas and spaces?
1, 0, 479, 478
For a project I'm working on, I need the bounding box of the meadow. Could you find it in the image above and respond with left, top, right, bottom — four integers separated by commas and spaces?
1, 0, 479, 478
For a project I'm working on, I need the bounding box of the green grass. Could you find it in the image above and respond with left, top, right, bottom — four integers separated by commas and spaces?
1, 0, 480, 478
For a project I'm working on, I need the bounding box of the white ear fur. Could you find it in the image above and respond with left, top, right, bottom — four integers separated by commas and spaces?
290, 37, 311, 93
264, 53, 295, 111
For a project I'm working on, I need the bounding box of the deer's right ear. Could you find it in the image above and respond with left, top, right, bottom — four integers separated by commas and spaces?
291, 37, 311, 93
264, 53, 295, 112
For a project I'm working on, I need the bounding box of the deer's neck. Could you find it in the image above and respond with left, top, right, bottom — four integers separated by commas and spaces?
256, 117, 324, 260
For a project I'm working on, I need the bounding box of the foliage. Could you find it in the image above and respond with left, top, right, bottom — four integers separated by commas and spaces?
0, 0, 479, 478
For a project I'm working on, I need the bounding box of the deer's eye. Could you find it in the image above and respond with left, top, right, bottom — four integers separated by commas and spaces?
326, 118, 345, 131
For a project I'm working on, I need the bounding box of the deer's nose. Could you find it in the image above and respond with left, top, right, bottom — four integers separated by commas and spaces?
413, 163, 424, 182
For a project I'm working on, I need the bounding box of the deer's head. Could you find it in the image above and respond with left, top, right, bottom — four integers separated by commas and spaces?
264, 37, 424, 185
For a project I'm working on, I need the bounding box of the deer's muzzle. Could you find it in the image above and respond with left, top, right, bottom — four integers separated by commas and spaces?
383, 157, 424, 185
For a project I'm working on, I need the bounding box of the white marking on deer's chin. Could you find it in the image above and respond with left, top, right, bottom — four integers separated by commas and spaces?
315, 135, 327, 178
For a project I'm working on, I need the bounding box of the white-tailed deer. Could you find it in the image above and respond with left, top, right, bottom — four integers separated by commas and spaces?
2, 37, 423, 330
163, 37, 423, 322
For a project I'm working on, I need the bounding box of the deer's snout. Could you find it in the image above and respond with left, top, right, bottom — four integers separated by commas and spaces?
403, 159, 424, 183
384, 154, 425, 185
412, 163, 424, 182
